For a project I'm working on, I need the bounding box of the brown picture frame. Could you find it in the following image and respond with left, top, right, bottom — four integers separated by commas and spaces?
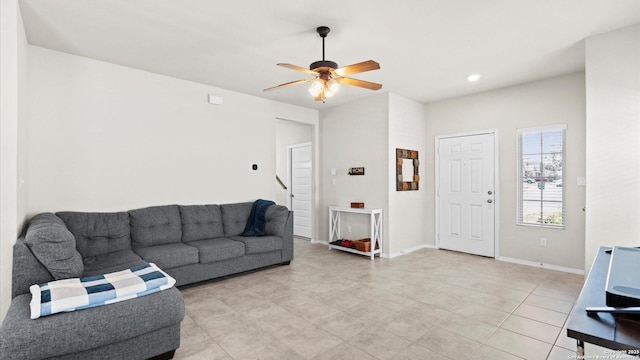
396, 148, 420, 191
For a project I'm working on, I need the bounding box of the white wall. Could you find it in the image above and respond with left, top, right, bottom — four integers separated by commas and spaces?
27, 46, 318, 214
17, 5, 28, 236
585, 24, 640, 273
424, 73, 586, 271
0, 0, 28, 320
388, 93, 429, 255
319, 93, 390, 251
274, 119, 312, 206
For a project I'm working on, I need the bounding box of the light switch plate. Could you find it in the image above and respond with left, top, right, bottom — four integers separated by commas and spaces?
208, 94, 223, 105
577, 176, 586, 187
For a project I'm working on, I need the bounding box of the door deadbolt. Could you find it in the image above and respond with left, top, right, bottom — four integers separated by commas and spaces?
487, 199, 493, 203
488, 191, 493, 195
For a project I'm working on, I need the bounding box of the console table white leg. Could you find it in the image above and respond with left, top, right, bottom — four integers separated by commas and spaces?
374, 212, 382, 257
329, 209, 341, 245
369, 213, 375, 260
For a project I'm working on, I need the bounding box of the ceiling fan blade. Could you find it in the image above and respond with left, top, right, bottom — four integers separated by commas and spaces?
263, 78, 313, 92
334, 60, 380, 76
277, 63, 316, 75
337, 77, 383, 91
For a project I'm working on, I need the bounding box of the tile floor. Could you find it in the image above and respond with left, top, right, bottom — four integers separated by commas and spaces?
174, 239, 584, 360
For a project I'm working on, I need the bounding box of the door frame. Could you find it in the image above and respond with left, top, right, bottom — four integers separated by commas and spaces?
287, 142, 313, 237
435, 129, 500, 258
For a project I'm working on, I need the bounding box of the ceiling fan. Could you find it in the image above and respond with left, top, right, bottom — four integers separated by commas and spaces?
264, 26, 382, 102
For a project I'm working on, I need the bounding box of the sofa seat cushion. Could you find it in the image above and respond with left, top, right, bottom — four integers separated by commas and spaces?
57, 211, 131, 259
133, 243, 199, 269
0, 288, 184, 360
186, 238, 245, 263
82, 249, 146, 277
129, 205, 182, 248
180, 205, 225, 241
230, 236, 282, 254
24, 213, 84, 280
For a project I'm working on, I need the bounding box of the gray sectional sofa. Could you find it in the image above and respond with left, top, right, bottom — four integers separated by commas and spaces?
0, 201, 293, 360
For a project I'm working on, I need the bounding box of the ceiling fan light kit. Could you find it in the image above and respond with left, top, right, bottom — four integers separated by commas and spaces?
264, 26, 382, 103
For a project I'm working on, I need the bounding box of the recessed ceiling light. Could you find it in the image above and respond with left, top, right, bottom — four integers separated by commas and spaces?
467, 74, 482, 83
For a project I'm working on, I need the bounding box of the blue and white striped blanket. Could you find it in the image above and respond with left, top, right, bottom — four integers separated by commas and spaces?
29, 263, 176, 319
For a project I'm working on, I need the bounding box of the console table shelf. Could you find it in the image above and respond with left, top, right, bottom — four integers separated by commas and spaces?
328, 206, 383, 260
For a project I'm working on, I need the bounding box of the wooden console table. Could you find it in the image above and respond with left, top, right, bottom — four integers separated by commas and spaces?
328, 206, 382, 260
567, 246, 640, 356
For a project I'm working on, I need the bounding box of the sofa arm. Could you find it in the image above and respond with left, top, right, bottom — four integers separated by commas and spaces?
12, 238, 54, 299
281, 210, 294, 263
264, 205, 293, 263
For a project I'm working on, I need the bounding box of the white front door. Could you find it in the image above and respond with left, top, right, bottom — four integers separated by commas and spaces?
437, 133, 496, 257
289, 143, 312, 238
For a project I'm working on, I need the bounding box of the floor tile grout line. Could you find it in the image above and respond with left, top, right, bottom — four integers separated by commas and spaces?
484, 275, 530, 352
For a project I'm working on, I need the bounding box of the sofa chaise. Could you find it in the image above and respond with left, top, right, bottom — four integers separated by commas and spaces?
0, 201, 293, 359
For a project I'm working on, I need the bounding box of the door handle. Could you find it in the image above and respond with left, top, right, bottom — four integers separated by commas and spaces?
487, 199, 493, 203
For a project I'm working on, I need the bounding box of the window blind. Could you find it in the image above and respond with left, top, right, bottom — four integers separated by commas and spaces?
517, 125, 566, 228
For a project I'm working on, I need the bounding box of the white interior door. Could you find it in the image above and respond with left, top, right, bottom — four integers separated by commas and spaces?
289, 143, 312, 238
438, 133, 496, 257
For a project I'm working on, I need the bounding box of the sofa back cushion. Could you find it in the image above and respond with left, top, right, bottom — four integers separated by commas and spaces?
220, 202, 253, 237
24, 213, 84, 280
264, 205, 290, 238
129, 205, 182, 248
57, 211, 131, 258
179, 205, 224, 242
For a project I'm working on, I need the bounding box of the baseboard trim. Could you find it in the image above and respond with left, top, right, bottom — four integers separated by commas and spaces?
312, 241, 436, 259
383, 244, 437, 259
311, 239, 583, 274
497, 256, 584, 275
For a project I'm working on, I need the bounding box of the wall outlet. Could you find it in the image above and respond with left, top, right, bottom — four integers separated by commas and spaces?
540, 237, 547, 247
347, 225, 352, 233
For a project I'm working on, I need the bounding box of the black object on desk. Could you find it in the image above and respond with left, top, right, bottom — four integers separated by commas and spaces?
567, 247, 640, 355
606, 247, 640, 308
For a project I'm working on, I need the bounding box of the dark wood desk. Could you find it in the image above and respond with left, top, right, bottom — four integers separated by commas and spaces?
567, 247, 640, 355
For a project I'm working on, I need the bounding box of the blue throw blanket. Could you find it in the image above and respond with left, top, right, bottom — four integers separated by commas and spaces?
29, 262, 175, 319
242, 199, 275, 236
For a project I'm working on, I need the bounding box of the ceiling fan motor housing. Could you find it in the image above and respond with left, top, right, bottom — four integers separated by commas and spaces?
310, 60, 338, 72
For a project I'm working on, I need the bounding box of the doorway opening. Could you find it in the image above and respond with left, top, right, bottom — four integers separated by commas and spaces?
275, 119, 314, 240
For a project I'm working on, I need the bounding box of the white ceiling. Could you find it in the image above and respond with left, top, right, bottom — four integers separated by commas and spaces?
19, 0, 640, 110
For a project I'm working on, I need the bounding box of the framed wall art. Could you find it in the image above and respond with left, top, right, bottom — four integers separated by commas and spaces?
396, 148, 419, 191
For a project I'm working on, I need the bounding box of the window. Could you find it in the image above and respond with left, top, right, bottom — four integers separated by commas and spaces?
517, 125, 566, 228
